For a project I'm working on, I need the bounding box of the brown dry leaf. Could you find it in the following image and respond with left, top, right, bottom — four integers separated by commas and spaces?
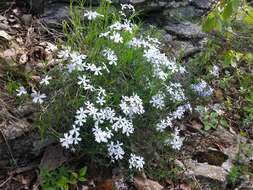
16, 37, 24, 45
1, 48, 16, 59
96, 179, 114, 190
0, 30, 12, 40
175, 184, 192, 190
191, 120, 202, 130
134, 176, 164, 190
19, 53, 28, 64
214, 89, 224, 101
40, 42, 58, 54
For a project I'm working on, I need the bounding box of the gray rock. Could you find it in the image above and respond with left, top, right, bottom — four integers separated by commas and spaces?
163, 5, 204, 22
190, 0, 212, 10
185, 159, 228, 182
169, 40, 201, 57
39, 4, 71, 27
165, 22, 205, 39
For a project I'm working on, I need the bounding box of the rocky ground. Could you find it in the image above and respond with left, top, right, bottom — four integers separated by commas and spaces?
0, 0, 252, 189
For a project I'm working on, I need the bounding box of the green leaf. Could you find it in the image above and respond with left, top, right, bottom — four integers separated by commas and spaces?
71, 172, 78, 179
222, 1, 233, 20
79, 167, 87, 177
222, 0, 240, 20
202, 13, 217, 32
79, 177, 87, 182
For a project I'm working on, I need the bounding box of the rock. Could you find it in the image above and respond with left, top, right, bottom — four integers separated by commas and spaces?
39, 4, 71, 27
192, 150, 229, 166
185, 159, 228, 182
130, 0, 147, 4
169, 40, 201, 57
190, 0, 212, 10
165, 22, 205, 39
134, 176, 164, 190
39, 145, 67, 171
163, 6, 204, 22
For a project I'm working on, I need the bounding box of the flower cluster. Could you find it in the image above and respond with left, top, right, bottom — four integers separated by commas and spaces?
29, 1, 198, 171
120, 94, 145, 117
150, 92, 165, 109
165, 127, 183, 150
192, 80, 214, 97
129, 153, 145, 171
16, 75, 51, 104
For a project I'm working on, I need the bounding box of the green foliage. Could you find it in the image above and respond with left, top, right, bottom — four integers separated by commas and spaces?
202, 0, 242, 32
6, 79, 19, 94
196, 106, 228, 130
190, 0, 253, 133
228, 165, 241, 186
40, 166, 87, 190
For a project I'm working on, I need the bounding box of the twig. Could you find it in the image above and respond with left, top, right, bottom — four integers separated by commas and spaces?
0, 175, 12, 188
9, 164, 38, 175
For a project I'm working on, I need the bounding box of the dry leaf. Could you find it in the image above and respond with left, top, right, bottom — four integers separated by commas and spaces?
19, 53, 28, 64
1, 48, 16, 59
96, 179, 114, 190
0, 30, 12, 40
191, 120, 202, 130
214, 89, 224, 101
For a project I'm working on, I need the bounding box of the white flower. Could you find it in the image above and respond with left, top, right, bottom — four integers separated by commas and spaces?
165, 127, 183, 150
60, 133, 74, 149
192, 80, 213, 97
96, 96, 106, 105
77, 75, 90, 87
166, 82, 186, 102
156, 118, 172, 132
103, 48, 118, 65
129, 153, 145, 171
84, 102, 98, 119
92, 126, 112, 143
99, 31, 110, 38
31, 90, 46, 104
85, 64, 103, 75
172, 105, 187, 119
67, 63, 76, 73
112, 116, 134, 136
210, 65, 220, 77
75, 107, 87, 126
110, 32, 123, 43
69, 51, 87, 71
107, 141, 125, 161
40, 75, 52, 86
58, 48, 71, 60
16, 86, 27, 96
70, 125, 81, 144
84, 10, 104, 20
150, 93, 165, 109
119, 94, 144, 117
121, 4, 135, 12
97, 87, 106, 97
102, 107, 116, 123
